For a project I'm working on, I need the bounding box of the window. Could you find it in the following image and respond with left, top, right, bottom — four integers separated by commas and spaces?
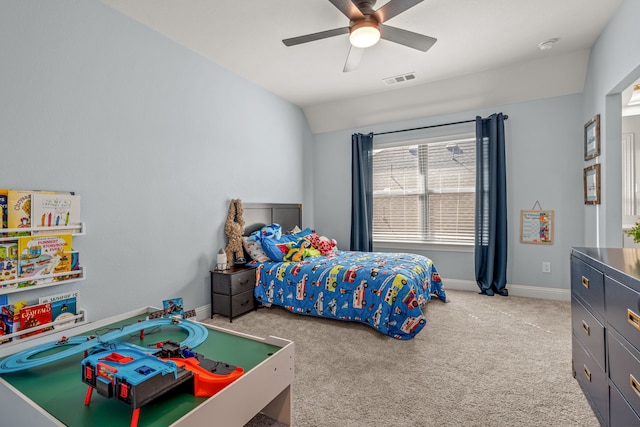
372, 134, 476, 244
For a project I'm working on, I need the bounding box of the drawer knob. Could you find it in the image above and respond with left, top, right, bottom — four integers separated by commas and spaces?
581, 276, 589, 289
581, 320, 590, 336
628, 309, 640, 331
631, 374, 640, 400
583, 365, 591, 382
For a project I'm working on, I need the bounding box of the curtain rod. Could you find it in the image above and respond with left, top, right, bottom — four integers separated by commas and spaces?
373, 115, 509, 136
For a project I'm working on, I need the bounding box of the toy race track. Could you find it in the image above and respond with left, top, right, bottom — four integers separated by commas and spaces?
0, 317, 208, 373
0, 317, 245, 427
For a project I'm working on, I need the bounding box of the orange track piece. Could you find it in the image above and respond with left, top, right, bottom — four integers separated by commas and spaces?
163, 358, 243, 397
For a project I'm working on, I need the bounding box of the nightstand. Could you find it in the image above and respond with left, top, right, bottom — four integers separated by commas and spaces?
210, 265, 257, 322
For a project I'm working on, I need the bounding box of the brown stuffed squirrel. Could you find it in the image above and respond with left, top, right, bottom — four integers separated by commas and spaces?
224, 199, 246, 264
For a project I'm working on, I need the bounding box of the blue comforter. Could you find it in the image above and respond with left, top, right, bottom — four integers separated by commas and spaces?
252, 250, 446, 340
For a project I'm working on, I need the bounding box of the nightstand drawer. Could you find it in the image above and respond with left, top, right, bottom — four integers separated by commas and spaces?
212, 290, 255, 318
572, 334, 608, 422
571, 256, 605, 320
571, 295, 605, 371
212, 268, 256, 295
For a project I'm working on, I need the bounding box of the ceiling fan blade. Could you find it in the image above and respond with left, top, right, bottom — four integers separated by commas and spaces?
379, 24, 437, 52
328, 0, 365, 20
373, 0, 424, 23
283, 27, 350, 47
343, 46, 364, 72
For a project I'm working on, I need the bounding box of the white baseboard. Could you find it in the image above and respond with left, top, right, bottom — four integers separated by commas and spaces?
442, 278, 570, 301
196, 304, 211, 321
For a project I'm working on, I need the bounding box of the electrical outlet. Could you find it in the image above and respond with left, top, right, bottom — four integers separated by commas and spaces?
542, 262, 551, 273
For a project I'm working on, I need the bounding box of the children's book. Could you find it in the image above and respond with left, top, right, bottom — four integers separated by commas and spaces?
31, 193, 81, 233
18, 302, 52, 337
163, 298, 184, 316
0, 242, 18, 286
0, 189, 8, 229
17, 234, 72, 285
40, 291, 79, 329
7, 190, 68, 235
0, 304, 14, 344
6, 190, 34, 235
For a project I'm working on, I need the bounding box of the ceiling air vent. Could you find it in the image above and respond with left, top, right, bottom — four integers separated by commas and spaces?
383, 72, 416, 85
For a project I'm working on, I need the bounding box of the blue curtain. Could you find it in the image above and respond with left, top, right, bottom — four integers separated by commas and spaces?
474, 113, 508, 296
350, 132, 374, 252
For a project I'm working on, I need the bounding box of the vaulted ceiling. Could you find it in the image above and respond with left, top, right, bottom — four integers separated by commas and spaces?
101, 0, 623, 133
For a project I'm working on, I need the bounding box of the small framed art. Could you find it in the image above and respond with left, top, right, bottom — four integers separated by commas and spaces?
584, 164, 601, 205
520, 210, 554, 244
584, 114, 600, 160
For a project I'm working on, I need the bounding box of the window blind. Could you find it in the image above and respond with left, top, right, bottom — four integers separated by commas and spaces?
372, 136, 476, 244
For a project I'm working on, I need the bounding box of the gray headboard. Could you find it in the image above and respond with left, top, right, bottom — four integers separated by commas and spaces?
243, 203, 302, 236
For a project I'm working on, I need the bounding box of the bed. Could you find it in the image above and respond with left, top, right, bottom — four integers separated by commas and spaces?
241, 203, 447, 340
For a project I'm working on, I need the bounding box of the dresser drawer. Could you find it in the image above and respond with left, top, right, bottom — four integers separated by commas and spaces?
212, 268, 256, 295
610, 380, 640, 427
572, 334, 609, 422
608, 328, 640, 418
606, 276, 640, 352
572, 295, 605, 371
212, 290, 255, 318
571, 255, 605, 320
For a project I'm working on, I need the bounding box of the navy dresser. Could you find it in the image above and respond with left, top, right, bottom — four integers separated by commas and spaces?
571, 247, 640, 426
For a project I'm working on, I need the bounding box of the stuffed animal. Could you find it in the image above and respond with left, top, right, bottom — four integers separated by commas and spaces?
224, 199, 246, 264
307, 232, 337, 256
248, 223, 282, 242
283, 239, 311, 262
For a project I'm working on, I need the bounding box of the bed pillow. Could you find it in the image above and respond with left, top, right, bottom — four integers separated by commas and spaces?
259, 227, 315, 261
261, 238, 296, 262
242, 236, 270, 262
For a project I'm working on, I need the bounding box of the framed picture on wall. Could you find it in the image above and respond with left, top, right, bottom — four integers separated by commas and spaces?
584, 114, 600, 160
584, 164, 601, 204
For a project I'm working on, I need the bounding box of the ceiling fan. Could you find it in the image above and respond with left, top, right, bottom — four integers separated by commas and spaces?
282, 0, 437, 72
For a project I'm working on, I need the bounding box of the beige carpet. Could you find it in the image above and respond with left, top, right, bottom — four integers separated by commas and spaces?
204, 289, 599, 427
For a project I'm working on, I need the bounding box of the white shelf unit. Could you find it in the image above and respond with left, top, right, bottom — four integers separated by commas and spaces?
0, 222, 86, 349
0, 222, 86, 294
0, 310, 86, 348
0, 222, 85, 243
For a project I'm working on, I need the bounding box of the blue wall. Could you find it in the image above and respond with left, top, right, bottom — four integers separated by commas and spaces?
313, 95, 583, 296
0, 0, 314, 320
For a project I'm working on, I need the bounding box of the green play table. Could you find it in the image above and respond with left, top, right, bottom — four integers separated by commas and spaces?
0, 308, 294, 426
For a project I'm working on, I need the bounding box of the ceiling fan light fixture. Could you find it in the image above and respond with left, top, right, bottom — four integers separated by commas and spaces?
349, 21, 380, 48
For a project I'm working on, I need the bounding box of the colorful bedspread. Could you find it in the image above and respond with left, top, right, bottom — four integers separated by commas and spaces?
252, 250, 446, 340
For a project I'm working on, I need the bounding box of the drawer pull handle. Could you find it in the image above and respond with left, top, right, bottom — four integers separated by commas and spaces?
628, 309, 640, 331
581, 276, 589, 289
583, 365, 591, 382
631, 374, 640, 400
581, 320, 590, 336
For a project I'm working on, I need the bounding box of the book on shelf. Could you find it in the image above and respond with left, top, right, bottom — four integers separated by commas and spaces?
17, 234, 73, 286
0, 242, 18, 287
6, 190, 35, 235
31, 193, 81, 234
0, 304, 14, 344
18, 302, 52, 338
40, 291, 79, 329
6, 190, 75, 236
0, 189, 7, 229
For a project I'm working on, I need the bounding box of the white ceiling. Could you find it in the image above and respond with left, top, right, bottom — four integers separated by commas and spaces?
100, 0, 623, 133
